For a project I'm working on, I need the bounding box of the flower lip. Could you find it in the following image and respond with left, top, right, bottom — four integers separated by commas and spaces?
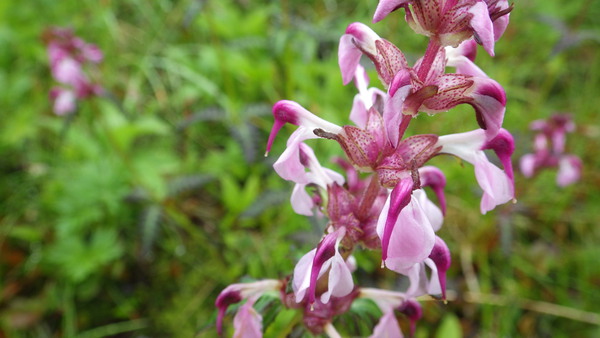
428, 236, 451, 300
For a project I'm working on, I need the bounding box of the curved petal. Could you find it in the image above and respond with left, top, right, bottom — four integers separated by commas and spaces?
290, 183, 315, 216
469, 1, 495, 56
267, 100, 342, 155
382, 190, 436, 272
469, 77, 506, 140
370, 310, 404, 338
293, 249, 317, 303
233, 298, 263, 338
475, 152, 513, 214
373, 0, 411, 23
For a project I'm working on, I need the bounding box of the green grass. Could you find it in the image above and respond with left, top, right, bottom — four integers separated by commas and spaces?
1, 0, 599, 336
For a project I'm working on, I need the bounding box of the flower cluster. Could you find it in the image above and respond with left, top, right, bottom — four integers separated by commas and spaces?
520, 114, 582, 187
217, 0, 513, 336
44, 27, 104, 115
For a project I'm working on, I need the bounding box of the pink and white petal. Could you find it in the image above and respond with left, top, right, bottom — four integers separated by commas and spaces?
418, 166, 447, 215
519, 154, 537, 178
293, 249, 317, 303
51, 88, 77, 115
383, 193, 436, 272
376, 178, 414, 263
383, 81, 411, 146
469, 2, 495, 56
339, 23, 381, 84
320, 253, 354, 303
290, 184, 315, 216
53, 58, 87, 88
437, 129, 487, 164
474, 152, 513, 214
339, 34, 363, 85
350, 96, 369, 129
414, 189, 443, 232
557, 155, 582, 187
446, 47, 488, 78
370, 310, 404, 338
233, 299, 263, 338
423, 258, 442, 296
273, 128, 316, 184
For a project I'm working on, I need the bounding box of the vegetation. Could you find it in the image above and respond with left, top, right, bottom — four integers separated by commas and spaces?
0, 0, 599, 336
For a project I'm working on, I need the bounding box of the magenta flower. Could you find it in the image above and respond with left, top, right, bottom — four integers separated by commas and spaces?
520, 114, 582, 187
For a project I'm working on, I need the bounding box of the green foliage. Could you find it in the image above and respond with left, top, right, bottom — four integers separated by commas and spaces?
0, 0, 599, 336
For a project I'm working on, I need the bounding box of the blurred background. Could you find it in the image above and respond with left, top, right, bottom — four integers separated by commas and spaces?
1, 0, 599, 336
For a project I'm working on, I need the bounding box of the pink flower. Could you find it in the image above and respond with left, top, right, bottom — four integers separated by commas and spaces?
233, 297, 263, 338
293, 228, 354, 305
215, 280, 281, 335
385, 47, 507, 141
437, 128, 515, 214
520, 114, 581, 187
50, 87, 76, 115
370, 310, 404, 338
557, 155, 582, 187
376, 180, 437, 272
44, 27, 103, 115
338, 22, 408, 87
372, 0, 511, 56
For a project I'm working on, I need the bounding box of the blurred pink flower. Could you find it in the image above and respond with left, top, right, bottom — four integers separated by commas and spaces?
44, 27, 103, 115
520, 114, 582, 187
